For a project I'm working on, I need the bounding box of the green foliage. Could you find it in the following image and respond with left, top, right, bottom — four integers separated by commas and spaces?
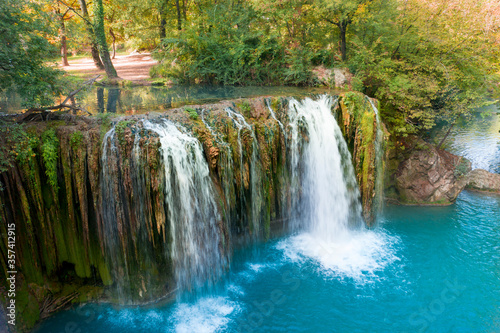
283, 48, 317, 86
184, 107, 198, 120
115, 120, 134, 136
454, 158, 471, 178
0, 122, 38, 174
115, 120, 135, 148
237, 101, 252, 119
41, 129, 60, 192
151, 1, 316, 86
0, 0, 63, 108
70, 131, 84, 148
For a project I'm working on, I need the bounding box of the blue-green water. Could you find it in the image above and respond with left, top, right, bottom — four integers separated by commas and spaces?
35, 191, 500, 333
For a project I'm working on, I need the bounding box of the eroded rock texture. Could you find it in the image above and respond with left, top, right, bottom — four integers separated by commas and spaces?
394, 140, 472, 205
466, 169, 500, 194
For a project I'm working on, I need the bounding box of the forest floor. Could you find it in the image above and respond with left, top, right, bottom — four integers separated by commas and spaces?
60, 52, 158, 85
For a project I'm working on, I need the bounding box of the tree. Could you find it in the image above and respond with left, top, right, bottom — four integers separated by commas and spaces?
0, 0, 63, 108
318, 0, 372, 61
93, 0, 118, 78
52, 1, 78, 66
78, 0, 105, 69
348, 0, 500, 141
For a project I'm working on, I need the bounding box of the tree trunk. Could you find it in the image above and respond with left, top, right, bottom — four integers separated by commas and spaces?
94, 0, 118, 78
339, 22, 347, 62
78, 0, 105, 69
109, 28, 116, 59
159, 0, 168, 39
97, 88, 105, 113
90, 45, 104, 69
437, 118, 458, 150
160, 17, 166, 39
175, 0, 182, 31
106, 88, 120, 113
60, 15, 69, 66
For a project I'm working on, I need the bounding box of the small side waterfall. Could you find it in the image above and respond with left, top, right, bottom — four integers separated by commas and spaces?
142, 119, 225, 291
100, 118, 226, 299
287, 95, 363, 236
366, 98, 385, 214
225, 107, 263, 235
265, 98, 285, 133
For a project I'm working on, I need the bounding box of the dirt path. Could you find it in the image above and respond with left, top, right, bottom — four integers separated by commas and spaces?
61, 53, 158, 85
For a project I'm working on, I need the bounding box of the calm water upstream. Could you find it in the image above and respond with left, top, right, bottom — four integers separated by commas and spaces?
33, 97, 500, 333
0, 85, 332, 114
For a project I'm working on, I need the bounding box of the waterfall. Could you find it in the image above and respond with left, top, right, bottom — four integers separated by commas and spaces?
265, 99, 285, 133
100, 127, 131, 300
142, 119, 225, 291
366, 97, 385, 214
287, 95, 363, 236
279, 95, 395, 281
100, 118, 226, 298
225, 107, 262, 235
98, 94, 385, 297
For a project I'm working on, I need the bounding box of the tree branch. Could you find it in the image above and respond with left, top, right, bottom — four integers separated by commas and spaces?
57, 0, 92, 25
323, 16, 340, 27
61, 75, 100, 105
18, 75, 101, 121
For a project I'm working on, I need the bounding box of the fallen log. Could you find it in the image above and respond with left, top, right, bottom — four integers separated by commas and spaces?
15, 75, 100, 123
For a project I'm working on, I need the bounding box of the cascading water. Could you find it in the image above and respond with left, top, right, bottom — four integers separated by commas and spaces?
265, 98, 285, 133
281, 95, 393, 280
366, 98, 385, 214
225, 107, 263, 235
100, 127, 132, 299
100, 118, 226, 298
287, 95, 363, 235
142, 119, 225, 292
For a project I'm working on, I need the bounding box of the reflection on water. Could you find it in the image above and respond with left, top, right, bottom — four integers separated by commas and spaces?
0, 85, 333, 115
432, 103, 500, 173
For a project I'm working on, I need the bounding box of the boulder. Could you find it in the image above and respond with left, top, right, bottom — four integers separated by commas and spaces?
466, 169, 500, 194
395, 141, 471, 205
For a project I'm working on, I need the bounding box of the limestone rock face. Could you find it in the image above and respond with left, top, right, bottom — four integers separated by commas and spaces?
336, 92, 388, 225
466, 169, 500, 194
395, 141, 471, 204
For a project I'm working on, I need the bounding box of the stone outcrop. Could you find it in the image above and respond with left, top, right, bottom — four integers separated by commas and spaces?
336, 92, 387, 224
466, 169, 500, 194
393, 140, 472, 205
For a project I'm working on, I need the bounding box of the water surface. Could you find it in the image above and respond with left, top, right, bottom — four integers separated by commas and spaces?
0, 86, 333, 115
432, 103, 500, 173
34, 191, 500, 333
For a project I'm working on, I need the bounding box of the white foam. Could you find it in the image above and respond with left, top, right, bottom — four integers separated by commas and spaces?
169, 297, 239, 333
227, 284, 245, 296
248, 263, 266, 272
277, 230, 400, 283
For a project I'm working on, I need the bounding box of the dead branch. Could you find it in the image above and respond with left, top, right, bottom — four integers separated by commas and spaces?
17, 75, 100, 123
40, 291, 79, 319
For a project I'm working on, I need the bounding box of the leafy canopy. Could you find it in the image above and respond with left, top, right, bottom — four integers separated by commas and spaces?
0, 0, 63, 108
